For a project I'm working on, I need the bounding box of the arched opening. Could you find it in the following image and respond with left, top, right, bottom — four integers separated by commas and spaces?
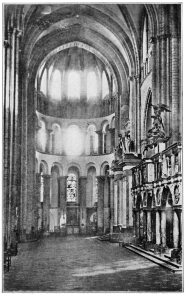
86, 125, 98, 155
102, 122, 111, 154
37, 120, 47, 153
50, 124, 62, 155
162, 186, 173, 247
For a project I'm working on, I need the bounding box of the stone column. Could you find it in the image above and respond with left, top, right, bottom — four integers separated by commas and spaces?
104, 177, 110, 233
147, 210, 152, 242
96, 131, 103, 155
173, 210, 179, 248
136, 211, 140, 239
113, 180, 118, 227
122, 176, 127, 228
133, 211, 136, 239
118, 176, 123, 226
96, 176, 105, 235
43, 175, 51, 232
79, 177, 87, 234
161, 210, 166, 247
109, 175, 114, 234
143, 211, 147, 241
156, 210, 161, 245
59, 176, 67, 235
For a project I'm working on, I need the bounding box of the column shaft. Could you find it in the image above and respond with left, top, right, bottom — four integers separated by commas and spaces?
147, 211, 152, 241
96, 176, 104, 234
161, 210, 166, 247
156, 211, 161, 245
43, 175, 51, 232
113, 181, 118, 226
173, 210, 179, 248
109, 176, 114, 234
79, 177, 87, 234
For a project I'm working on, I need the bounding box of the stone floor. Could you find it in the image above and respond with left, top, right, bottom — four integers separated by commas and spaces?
4, 235, 182, 292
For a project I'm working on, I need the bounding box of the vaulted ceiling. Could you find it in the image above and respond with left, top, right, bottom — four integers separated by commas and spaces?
20, 4, 147, 92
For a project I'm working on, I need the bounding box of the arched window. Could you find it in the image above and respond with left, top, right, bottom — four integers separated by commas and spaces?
50, 70, 61, 100
67, 173, 77, 202
37, 120, 47, 152
51, 124, 61, 154
86, 125, 98, 155
102, 71, 109, 99
68, 72, 80, 99
87, 71, 97, 100
40, 69, 47, 95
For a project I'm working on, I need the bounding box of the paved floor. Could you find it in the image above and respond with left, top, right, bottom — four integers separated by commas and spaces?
4, 235, 182, 292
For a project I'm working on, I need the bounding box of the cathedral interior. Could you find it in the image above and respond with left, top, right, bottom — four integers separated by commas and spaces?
3, 3, 182, 291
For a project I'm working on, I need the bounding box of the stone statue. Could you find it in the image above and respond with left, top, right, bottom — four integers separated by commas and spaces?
143, 103, 171, 154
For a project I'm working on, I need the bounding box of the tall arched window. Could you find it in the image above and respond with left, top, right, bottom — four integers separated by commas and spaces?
86, 125, 98, 155
87, 71, 97, 100
40, 69, 47, 95
67, 173, 77, 202
50, 70, 61, 100
102, 71, 109, 99
37, 120, 47, 152
51, 124, 61, 154
68, 72, 80, 99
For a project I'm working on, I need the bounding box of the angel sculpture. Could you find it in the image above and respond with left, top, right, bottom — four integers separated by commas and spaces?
143, 103, 171, 154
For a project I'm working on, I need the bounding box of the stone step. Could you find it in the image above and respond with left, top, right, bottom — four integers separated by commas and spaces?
125, 245, 182, 273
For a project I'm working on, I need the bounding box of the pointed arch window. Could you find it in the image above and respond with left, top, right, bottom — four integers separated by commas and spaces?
87, 71, 97, 100
68, 72, 80, 99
